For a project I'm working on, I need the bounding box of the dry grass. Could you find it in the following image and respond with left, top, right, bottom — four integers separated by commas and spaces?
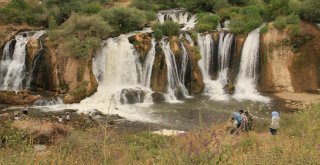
1, 104, 320, 164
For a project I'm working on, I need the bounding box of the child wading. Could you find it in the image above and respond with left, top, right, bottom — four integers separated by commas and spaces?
270, 111, 280, 135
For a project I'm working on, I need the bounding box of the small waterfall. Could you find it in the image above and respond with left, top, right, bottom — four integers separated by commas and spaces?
0, 31, 46, 91
184, 33, 194, 46
141, 38, 156, 87
197, 33, 214, 80
179, 41, 189, 85
157, 9, 197, 31
233, 27, 269, 102
197, 32, 233, 101
160, 38, 189, 101
33, 97, 63, 106
81, 33, 155, 109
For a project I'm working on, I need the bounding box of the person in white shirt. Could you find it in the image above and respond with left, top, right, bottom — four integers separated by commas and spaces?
270, 111, 280, 135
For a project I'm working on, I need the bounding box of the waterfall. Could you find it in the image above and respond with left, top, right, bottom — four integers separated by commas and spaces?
81, 33, 156, 109
184, 33, 194, 46
141, 38, 156, 87
160, 38, 189, 101
180, 41, 189, 85
197, 32, 233, 101
233, 27, 269, 102
157, 9, 197, 31
197, 33, 214, 80
0, 31, 45, 91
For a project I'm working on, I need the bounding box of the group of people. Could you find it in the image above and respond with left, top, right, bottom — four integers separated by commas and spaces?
230, 109, 280, 136
231, 110, 253, 135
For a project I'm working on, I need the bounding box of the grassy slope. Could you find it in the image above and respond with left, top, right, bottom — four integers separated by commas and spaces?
1, 103, 320, 164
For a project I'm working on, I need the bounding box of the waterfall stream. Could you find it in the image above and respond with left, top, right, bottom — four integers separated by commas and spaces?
157, 9, 197, 31
0, 31, 45, 91
233, 27, 269, 102
197, 33, 233, 101
141, 38, 156, 87
160, 38, 189, 102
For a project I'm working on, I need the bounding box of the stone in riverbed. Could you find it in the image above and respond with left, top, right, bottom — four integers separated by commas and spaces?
120, 88, 145, 104
151, 92, 166, 103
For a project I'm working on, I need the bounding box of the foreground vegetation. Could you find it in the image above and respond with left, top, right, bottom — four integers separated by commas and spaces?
1, 103, 320, 164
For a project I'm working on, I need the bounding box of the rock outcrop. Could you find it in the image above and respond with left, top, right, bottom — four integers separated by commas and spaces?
182, 39, 204, 94
151, 43, 168, 92
260, 24, 295, 92
128, 33, 152, 63
0, 91, 41, 105
26, 36, 40, 72
260, 22, 320, 93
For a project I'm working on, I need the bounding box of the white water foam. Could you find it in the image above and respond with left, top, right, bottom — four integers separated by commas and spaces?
233, 27, 270, 102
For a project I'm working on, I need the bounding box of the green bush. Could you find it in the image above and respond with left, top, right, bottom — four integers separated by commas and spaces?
0, 0, 47, 26
130, 0, 159, 11
286, 14, 299, 24
99, 7, 148, 34
178, 0, 228, 12
50, 13, 113, 58
273, 16, 287, 30
196, 13, 220, 32
80, 2, 102, 14
229, 5, 263, 34
152, 21, 180, 40
288, 24, 300, 36
299, 0, 320, 22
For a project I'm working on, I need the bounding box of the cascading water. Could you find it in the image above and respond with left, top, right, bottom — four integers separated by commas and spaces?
157, 9, 197, 31
160, 38, 189, 102
0, 31, 45, 91
141, 38, 156, 87
72, 34, 157, 120
197, 33, 233, 101
184, 33, 194, 46
179, 41, 189, 85
233, 27, 269, 102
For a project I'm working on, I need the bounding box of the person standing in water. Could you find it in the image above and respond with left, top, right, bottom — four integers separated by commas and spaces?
270, 111, 280, 135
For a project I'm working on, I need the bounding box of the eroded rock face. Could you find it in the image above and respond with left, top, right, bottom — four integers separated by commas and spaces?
26, 36, 40, 72
120, 88, 145, 104
0, 91, 41, 105
260, 24, 295, 92
151, 91, 166, 103
181, 40, 204, 94
151, 43, 167, 92
128, 33, 152, 63
260, 22, 320, 93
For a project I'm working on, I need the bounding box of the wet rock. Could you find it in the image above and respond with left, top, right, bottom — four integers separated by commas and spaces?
174, 87, 185, 100
151, 43, 167, 92
151, 92, 166, 103
26, 36, 40, 72
120, 88, 145, 104
128, 33, 152, 63
0, 91, 41, 105
181, 40, 204, 94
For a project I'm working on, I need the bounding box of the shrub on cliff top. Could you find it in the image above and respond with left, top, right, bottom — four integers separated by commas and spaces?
99, 7, 149, 34
299, 0, 320, 22
0, 0, 47, 26
49, 13, 113, 58
196, 13, 220, 32
152, 21, 180, 40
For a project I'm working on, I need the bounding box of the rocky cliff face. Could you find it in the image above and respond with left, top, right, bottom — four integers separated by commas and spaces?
151, 43, 167, 92
260, 22, 320, 93
43, 39, 98, 103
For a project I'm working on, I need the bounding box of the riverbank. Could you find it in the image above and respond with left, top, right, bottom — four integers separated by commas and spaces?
1, 103, 319, 164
